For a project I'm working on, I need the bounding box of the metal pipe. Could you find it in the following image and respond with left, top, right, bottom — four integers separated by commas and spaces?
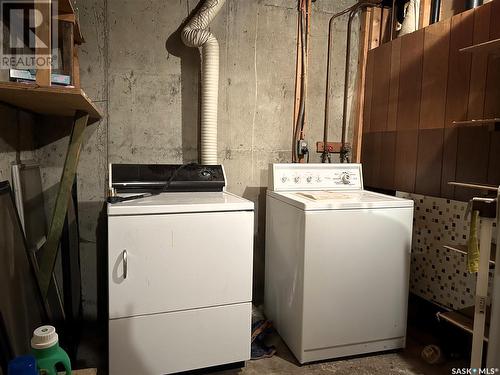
322, 1, 381, 163
465, 0, 483, 9
430, 0, 441, 24
390, 0, 396, 41
341, 2, 380, 163
322, 4, 359, 163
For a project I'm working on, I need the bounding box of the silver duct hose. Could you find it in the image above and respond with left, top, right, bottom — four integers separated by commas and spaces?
181, 0, 226, 165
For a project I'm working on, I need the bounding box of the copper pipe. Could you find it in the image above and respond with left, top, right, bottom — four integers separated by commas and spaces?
322, 1, 381, 163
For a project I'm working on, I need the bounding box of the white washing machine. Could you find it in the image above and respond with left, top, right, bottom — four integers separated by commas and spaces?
265, 163, 414, 364
107, 164, 254, 374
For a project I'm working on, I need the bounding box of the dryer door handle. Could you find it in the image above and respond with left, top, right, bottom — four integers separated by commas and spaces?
123, 250, 128, 279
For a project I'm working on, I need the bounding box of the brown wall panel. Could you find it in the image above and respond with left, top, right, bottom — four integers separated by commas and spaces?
361, 1, 500, 200
454, 127, 491, 201
415, 129, 445, 196
394, 130, 419, 192
370, 43, 392, 132
363, 51, 375, 135
441, 128, 459, 198
444, 10, 474, 126
397, 31, 424, 131
488, 132, 500, 184
362, 133, 374, 186
419, 19, 451, 130
415, 19, 450, 196
467, 3, 491, 120
387, 38, 401, 132
379, 131, 396, 189
483, 1, 500, 119
441, 10, 474, 198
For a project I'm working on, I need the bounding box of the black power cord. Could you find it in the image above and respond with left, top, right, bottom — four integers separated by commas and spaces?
107, 162, 199, 204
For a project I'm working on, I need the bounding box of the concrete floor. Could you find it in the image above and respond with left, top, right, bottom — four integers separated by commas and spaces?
211, 331, 466, 375
77, 323, 468, 375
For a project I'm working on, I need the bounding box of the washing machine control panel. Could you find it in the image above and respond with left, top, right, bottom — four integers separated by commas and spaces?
269, 163, 363, 191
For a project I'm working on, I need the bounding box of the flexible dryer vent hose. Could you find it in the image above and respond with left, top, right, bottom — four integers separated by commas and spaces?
181, 0, 226, 165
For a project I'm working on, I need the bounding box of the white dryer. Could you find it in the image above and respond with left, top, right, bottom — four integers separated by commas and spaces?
265, 163, 414, 364
107, 164, 254, 374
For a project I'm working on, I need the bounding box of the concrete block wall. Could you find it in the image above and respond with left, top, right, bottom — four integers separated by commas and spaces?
3, 0, 360, 320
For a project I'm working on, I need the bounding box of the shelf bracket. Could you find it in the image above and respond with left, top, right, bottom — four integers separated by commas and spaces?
37, 111, 88, 298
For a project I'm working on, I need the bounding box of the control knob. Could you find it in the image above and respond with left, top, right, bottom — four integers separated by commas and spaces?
340, 172, 351, 184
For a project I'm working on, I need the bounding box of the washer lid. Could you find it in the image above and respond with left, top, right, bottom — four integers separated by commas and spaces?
268, 190, 414, 210
108, 191, 254, 215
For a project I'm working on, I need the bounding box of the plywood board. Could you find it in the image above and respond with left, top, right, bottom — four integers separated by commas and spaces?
0, 182, 45, 356
419, 19, 451, 130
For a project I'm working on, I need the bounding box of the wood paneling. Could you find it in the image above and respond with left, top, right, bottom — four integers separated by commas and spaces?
363, 52, 375, 135
442, 10, 474, 198
387, 38, 401, 132
379, 131, 396, 189
455, 127, 491, 200
441, 128, 459, 198
393, 31, 423, 191
415, 129, 445, 195
419, 19, 451, 130
361, 0, 500, 201
415, 19, 450, 196
444, 10, 474, 127
467, 3, 491, 120
371, 43, 392, 132
394, 130, 419, 192
397, 31, 424, 131
489, 132, 500, 184
483, 1, 500, 119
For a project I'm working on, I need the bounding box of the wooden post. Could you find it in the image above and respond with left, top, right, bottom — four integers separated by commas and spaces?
73, 45, 81, 88
37, 111, 88, 298
35, 0, 52, 86
61, 21, 74, 83
351, 9, 372, 163
419, 0, 432, 29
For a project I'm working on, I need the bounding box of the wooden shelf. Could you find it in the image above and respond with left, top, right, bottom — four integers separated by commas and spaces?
443, 244, 496, 266
452, 118, 500, 131
448, 181, 499, 192
437, 306, 490, 342
459, 38, 500, 55
0, 82, 102, 125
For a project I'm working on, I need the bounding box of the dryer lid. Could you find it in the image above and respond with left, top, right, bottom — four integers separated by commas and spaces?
107, 191, 254, 215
